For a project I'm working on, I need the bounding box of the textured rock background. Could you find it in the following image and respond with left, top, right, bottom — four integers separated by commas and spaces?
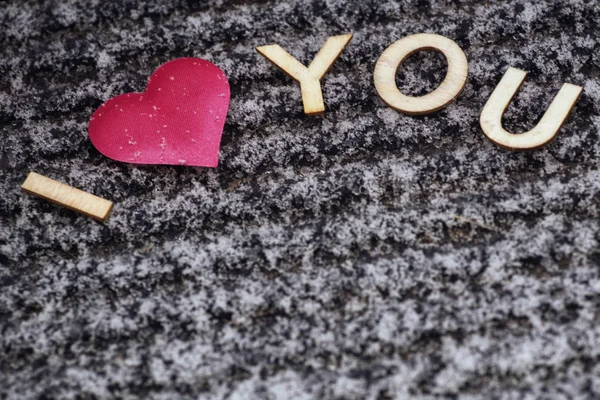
1, 0, 600, 398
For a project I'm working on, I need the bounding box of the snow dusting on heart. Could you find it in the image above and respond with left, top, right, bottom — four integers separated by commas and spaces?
88, 58, 230, 167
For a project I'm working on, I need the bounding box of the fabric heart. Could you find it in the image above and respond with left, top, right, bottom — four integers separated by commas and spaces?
88, 58, 230, 167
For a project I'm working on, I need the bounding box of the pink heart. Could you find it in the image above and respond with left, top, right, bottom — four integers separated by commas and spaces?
88, 58, 230, 167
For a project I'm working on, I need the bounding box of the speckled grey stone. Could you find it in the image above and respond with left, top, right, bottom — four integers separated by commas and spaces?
1, 0, 600, 399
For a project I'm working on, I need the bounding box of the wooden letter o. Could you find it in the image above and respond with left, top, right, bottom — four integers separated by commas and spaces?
374, 33, 469, 115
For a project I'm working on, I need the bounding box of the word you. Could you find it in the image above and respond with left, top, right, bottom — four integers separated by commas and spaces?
257, 33, 583, 151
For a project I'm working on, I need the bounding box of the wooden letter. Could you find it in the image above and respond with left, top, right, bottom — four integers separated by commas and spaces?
21, 172, 113, 222
374, 33, 468, 115
256, 34, 353, 115
480, 67, 583, 150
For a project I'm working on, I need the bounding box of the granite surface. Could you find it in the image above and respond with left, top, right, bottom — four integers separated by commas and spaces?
1, 0, 600, 399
